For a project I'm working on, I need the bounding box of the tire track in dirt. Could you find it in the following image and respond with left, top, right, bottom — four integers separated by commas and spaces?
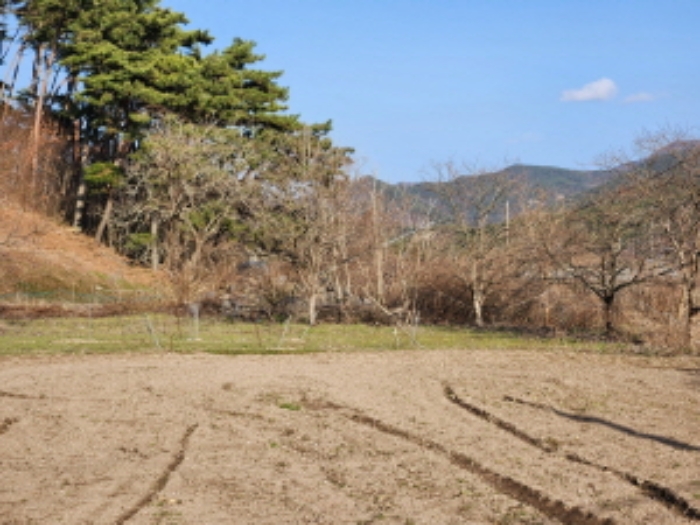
339, 410, 614, 525
0, 389, 34, 399
0, 417, 18, 435
505, 395, 700, 452
443, 385, 700, 521
444, 386, 559, 452
114, 423, 198, 524
0, 389, 70, 401
235, 392, 609, 523
504, 394, 700, 521
565, 451, 700, 521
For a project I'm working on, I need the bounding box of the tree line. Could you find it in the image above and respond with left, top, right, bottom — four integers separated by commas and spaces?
0, 0, 349, 231
2, 2, 699, 349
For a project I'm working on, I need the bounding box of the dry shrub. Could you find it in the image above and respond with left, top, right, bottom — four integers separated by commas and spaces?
536, 284, 600, 333
486, 276, 548, 329
617, 281, 687, 348
407, 257, 603, 333
411, 264, 472, 325
162, 236, 244, 306
200, 257, 300, 321
0, 108, 71, 215
248, 260, 299, 320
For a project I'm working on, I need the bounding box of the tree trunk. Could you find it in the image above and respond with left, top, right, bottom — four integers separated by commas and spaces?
72, 179, 86, 229
371, 184, 385, 303
28, 44, 49, 209
602, 295, 615, 337
472, 259, 485, 327
473, 292, 485, 328
308, 290, 318, 326
151, 217, 159, 272
94, 192, 113, 243
679, 281, 694, 349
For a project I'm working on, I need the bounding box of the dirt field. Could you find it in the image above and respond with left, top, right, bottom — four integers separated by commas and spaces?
0, 349, 699, 524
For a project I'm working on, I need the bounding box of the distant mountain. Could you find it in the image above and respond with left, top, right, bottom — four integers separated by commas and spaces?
358, 141, 700, 225
406, 164, 614, 199
499, 164, 615, 199
369, 164, 618, 223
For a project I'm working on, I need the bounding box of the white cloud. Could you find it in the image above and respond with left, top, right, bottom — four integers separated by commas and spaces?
560, 78, 618, 102
624, 92, 655, 103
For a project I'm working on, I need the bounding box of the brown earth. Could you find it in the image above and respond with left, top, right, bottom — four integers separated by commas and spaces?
1, 349, 699, 524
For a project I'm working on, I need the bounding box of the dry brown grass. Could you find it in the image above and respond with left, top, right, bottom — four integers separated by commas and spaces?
0, 202, 157, 296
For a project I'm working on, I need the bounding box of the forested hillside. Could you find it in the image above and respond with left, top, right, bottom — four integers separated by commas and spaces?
2, 2, 700, 349
379, 163, 616, 223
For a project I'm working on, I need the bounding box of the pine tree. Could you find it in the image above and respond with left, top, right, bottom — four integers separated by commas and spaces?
60, 0, 211, 156
180, 38, 299, 132
57, 0, 212, 239
4, 0, 350, 257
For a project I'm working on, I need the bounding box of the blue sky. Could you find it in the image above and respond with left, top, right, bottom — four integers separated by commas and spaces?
162, 0, 699, 182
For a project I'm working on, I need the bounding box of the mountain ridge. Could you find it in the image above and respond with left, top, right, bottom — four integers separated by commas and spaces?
364, 163, 617, 222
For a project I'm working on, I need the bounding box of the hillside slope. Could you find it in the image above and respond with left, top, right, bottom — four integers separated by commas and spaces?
0, 204, 156, 297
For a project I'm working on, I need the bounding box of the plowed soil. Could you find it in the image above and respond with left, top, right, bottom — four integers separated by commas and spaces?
1, 349, 699, 524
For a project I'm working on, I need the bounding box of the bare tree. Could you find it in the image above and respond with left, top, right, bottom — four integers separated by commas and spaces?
427, 160, 520, 327
540, 186, 658, 337
616, 131, 700, 347
116, 116, 247, 303
244, 126, 352, 325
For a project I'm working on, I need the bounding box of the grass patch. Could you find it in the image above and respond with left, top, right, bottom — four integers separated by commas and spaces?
278, 402, 302, 411
0, 314, 623, 357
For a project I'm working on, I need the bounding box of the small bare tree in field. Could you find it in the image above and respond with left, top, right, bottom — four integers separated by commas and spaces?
539, 186, 659, 337
243, 126, 352, 325
427, 160, 521, 327
334, 175, 436, 328
614, 131, 700, 348
355, 181, 409, 306
116, 117, 248, 303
